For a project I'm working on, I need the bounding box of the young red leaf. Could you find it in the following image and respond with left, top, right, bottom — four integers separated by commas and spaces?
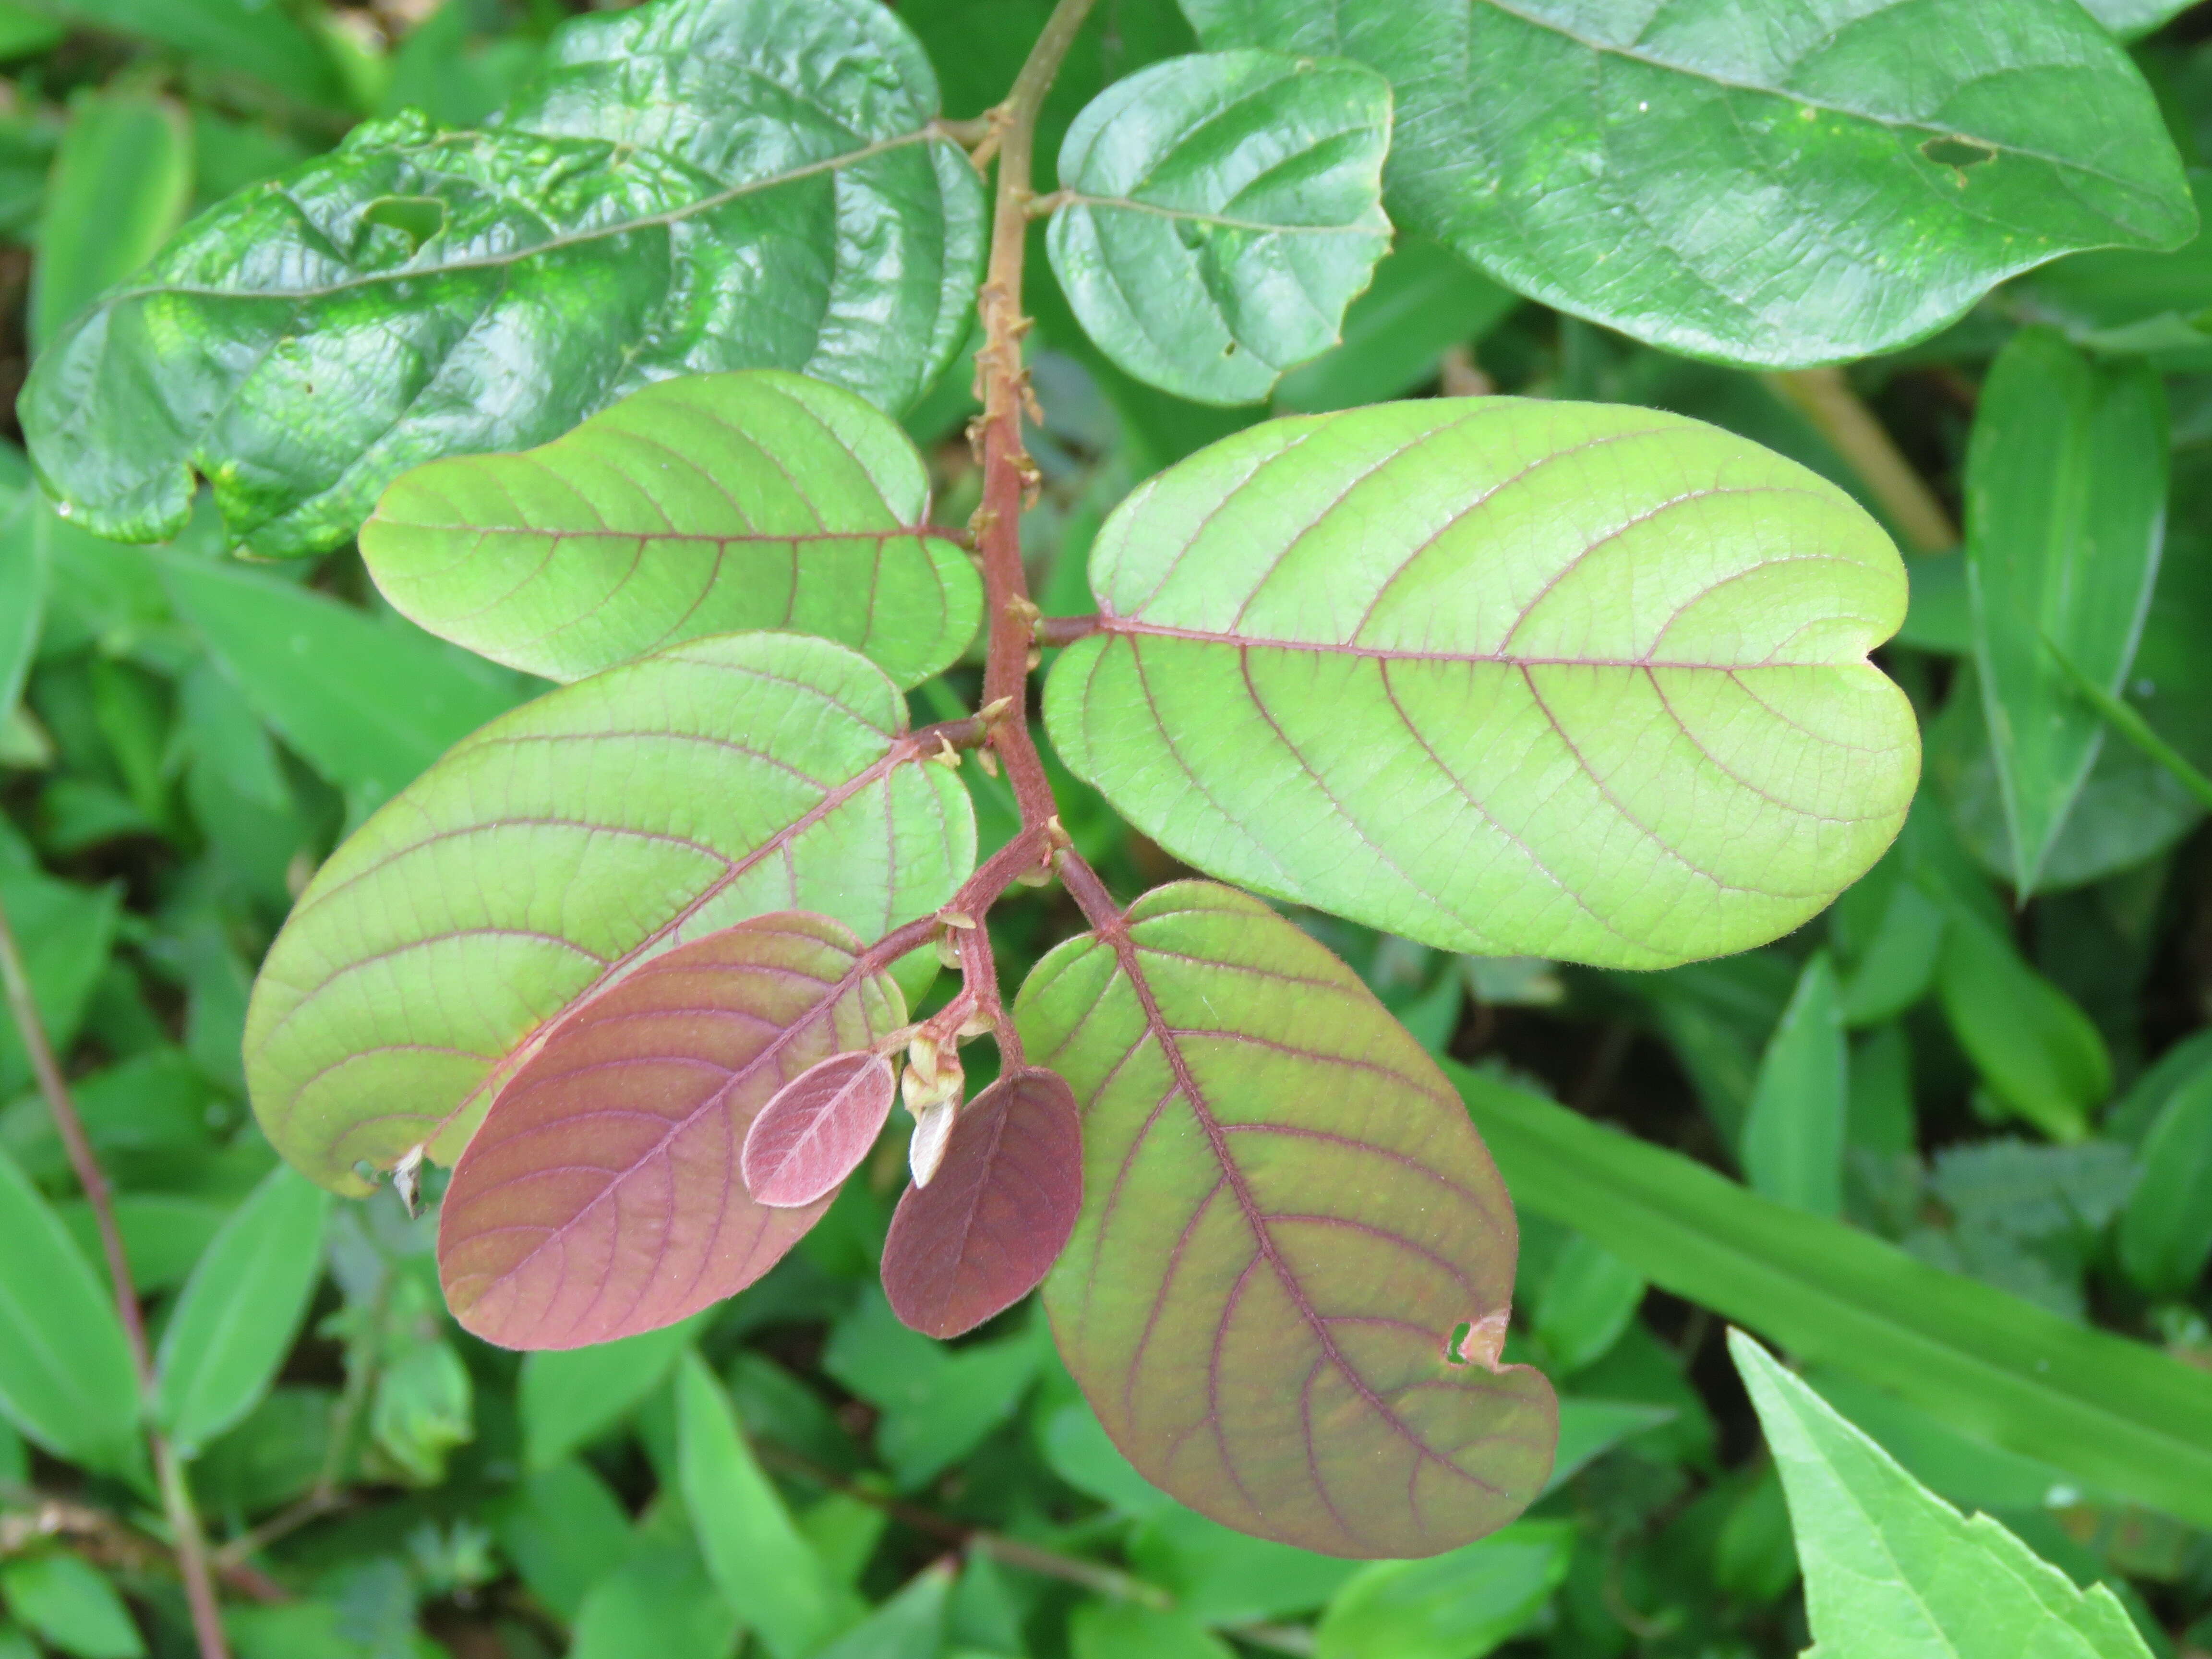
881, 1067, 1082, 1339
437, 912, 902, 1349
742, 1050, 897, 1209
1016, 881, 1557, 1559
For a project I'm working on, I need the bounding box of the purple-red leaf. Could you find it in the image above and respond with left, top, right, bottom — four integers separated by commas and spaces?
437, 912, 902, 1349
742, 1050, 898, 1209
881, 1067, 1082, 1339
1015, 881, 1557, 1558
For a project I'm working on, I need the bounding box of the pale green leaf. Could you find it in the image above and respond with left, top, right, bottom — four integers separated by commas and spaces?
1731, 1331, 2152, 1659
1183, 0, 2195, 367
1965, 328, 2167, 892
1047, 50, 1392, 403
1742, 952, 1848, 1216
1045, 399, 1918, 968
243, 631, 975, 1190
364, 372, 981, 688
152, 1164, 330, 1455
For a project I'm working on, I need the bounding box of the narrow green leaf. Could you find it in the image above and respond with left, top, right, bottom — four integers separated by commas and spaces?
0, 867, 120, 1095
1936, 914, 2108, 1141
1731, 1331, 2152, 1659
157, 550, 530, 817
21, 0, 984, 557
37, 0, 344, 103
2043, 636, 2212, 812
0, 1146, 140, 1479
674, 1349, 844, 1659
1313, 1520, 1572, 1659
1741, 952, 1848, 1216
1047, 50, 1392, 403
1045, 399, 1917, 968
1965, 328, 2167, 892
243, 631, 974, 1190
152, 1164, 329, 1455
364, 372, 982, 689
30, 88, 189, 350
1018, 881, 1556, 1558
1453, 1064, 2212, 1529
1183, 0, 2195, 367
0, 493, 42, 724
521, 1321, 697, 1473
0, 1554, 143, 1659
2116, 1058, 2212, 1296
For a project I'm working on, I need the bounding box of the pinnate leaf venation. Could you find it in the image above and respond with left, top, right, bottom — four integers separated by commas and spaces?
743, 1050, 899, 1210
1017, 881, 1556, 1558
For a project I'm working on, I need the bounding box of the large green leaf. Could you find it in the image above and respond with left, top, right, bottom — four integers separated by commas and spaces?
1965, 329, 2166, 892
0, 1147, 140, 1479
20, 0, 985, 558
1044, 399, 1918, 969
362, 372, 980, 688
1453, 1064, 2212, 1529
151, 1164, 330, 1455
1181, 0, 2194, 367
1046, 50, 1392, 404
243, 631, 974, 1193
1018, 881, 1557, 1559
1732, 1333, 2151, 1659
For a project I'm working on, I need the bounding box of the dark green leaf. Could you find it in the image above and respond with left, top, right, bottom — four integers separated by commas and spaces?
1184, 0, 2194, 366
1741, 952, 1848, 1216
21, 0, 985, 557
2116, 1057, 2212, 1296
1965, 328, 2167, 891
822, 1292, 1040, 1491
1455, 1063, 2212, 1529
1529, 1233, 1645, 1374
1047, 50, 1391, 403
363, 372, 981, 688
493, 1459, 633, 1624
1936, 913, 2109, 1140
29, 89, 189, 349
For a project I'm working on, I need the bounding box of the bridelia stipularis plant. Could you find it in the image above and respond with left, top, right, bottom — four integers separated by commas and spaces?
54, 0, 2200, 1560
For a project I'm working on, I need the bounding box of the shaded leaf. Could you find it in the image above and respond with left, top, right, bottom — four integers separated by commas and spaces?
1018, 881, 1556, 1558
520, 1320, 697, 1472
41, 0, 344, 102
244, 631, 973, 1191
0, 492, 40, 725
1313, 1520, 1573, 1659
744, 1050, 899, 1210
822, 1290, 1041, 1490
1454, 1063, 2212, 1529
1529, 1234, 1644, 1374
1274, 235, 1519, 414
0, 1147, 140, 1479
30, 89, 189, 349
1047, 50, 1391, 403
1045, 399, 1917, 969
363, 371, 982, 688
493, 1459, 633, 1624
1182, 0, 2194, 367
1936, 913, 2109, 1141
1965, 329, 2166, 891
21, 0, 984, 556
1741, 952, 1848, 1216
2116, 1058, 2212, 1296
675, 1350, 845, 1657
440, 912, 905, 1348
1731, 1331, 2152, 1659
568, 1522, 739, 1659
153, 1163, 330, 1455
1129, 1505, 1360, 1624
811, 1563, 950, 1659
882, 1066, 1082, 1337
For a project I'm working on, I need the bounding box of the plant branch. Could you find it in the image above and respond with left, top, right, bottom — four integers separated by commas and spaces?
1764, 367, 1957, 553
972, 0, 1099, 833
0, 894, 233, 1659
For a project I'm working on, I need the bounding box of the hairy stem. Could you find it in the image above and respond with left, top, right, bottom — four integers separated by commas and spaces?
974, 0, 1099, 831
1764, 366, 1957, 553
0, 894, 232, 1659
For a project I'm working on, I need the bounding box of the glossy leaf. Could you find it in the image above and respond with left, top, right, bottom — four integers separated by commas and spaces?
1045, 399, 1918, 969
1966, 329, 2167, 892
30, 88, 189, 349
1455, 1063, 2212, 1529
244, 631, 973, 1191
1046, 50, 1391, 404
519, 1319, 697, 1472
1740, 952, 1848, 1216
1182, 0, 2195, 367
1732, 1332, 2152, 1659
743, 1050, 898, 1210
21, 0, 985, 556
152, 1163, 330, 1455
674, 1351, 846, 1659
880, 1066, 1083, 1337
0, 1147, 140, 1479
2116, 1058, 2212, 1296
1313, 1520, 1574, 1659
362, 372, 983, 689
1018, 881, 1557, 1558
1936, 913, 2108, 1141
439, 912, 905, 1348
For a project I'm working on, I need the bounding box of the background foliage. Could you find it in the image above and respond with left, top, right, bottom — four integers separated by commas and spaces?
1, 1, 2212, 1657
